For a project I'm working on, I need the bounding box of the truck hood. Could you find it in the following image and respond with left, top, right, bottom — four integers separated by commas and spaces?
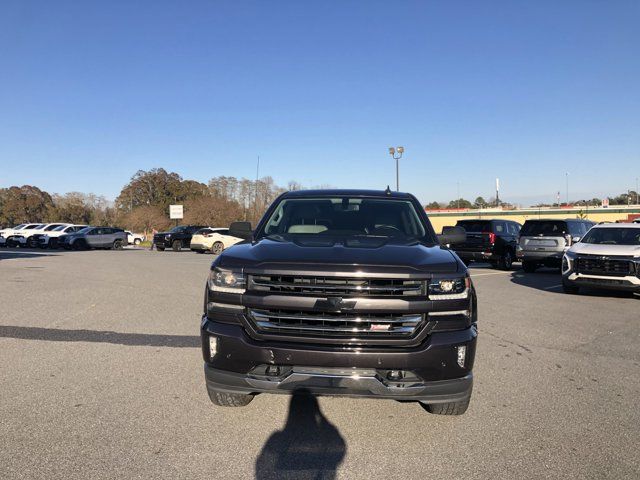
217, 237, 461, 275
569, 242, 640, 257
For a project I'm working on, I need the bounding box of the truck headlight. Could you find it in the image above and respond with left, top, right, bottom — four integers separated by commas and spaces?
428, 277, 470, 300
208, 267, 246, 293
562, 251, 576, 274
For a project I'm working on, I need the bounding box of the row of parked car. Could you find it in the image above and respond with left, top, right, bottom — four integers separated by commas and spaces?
450, 217, 640, 296
0, 222, 243, 254
152, 225, 243, 254
0, 223, 145, 250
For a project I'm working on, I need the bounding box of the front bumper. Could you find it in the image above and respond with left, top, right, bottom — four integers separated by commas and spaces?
190, 243, 207, 251
563, 272, 640, 292
201, 319, 476, 402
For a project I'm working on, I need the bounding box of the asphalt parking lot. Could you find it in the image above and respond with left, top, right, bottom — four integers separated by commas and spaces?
0, 248, 638, 479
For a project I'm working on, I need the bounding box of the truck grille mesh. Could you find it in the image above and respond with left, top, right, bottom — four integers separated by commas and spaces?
575, 256, 635, 277
248, 309, 424, 338
248, 275, 423, 297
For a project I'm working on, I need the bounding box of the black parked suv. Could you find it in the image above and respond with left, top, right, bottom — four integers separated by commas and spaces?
200, 189, 477, 415
452, 219, 521, 270
154, 225, 207, 251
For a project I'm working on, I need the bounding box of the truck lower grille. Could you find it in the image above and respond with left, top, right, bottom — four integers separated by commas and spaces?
575, 256, 635, 277
248, 309, 424, 338
248, 275, 423, 296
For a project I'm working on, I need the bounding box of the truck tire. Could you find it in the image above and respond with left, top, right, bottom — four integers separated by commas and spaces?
172, 240, 181, 252
156, 246, 165, 251
134, 238, 141, 246
27, 237, 38, 248
211, 241, 224, 255
497, 250, 513, 271
423, 396, 470, 415
113, 239, 124, 250
522, 261, 537, 273
207, 388, 254, 407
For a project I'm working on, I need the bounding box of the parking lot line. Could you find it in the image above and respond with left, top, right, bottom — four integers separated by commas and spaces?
469, 271, 513, 277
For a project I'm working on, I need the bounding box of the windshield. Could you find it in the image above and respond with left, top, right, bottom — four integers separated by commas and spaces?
170, 226, 186, 233
75, 227, 92, 234
52, 225, 67, 231
580, 227, 640, 246
521, 221, 567, 237
13, 224, 26, 230
258, 197, 431, 243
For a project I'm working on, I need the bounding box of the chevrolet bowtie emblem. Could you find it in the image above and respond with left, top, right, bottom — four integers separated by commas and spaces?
314, 297, 357, 312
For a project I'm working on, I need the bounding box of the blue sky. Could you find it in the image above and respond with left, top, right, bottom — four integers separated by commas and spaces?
1, 1, 639, 205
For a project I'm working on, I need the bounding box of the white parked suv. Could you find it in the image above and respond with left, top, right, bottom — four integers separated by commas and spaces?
5, 223, 47, 247
189, 227, 243, 254
125, 231, 145, 246
1, 224, 27, 246
10, 223, 70, 248
562, 223, 640, 295
39, 224, 88, 249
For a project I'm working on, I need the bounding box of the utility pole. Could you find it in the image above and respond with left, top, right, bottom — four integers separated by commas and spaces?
253, 155, 260, 222
495, 178, 500, 207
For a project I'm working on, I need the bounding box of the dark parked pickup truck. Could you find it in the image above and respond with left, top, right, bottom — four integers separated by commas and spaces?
201, 189, 477, 415
153, 225, 207, 251
452, 219, 521, 270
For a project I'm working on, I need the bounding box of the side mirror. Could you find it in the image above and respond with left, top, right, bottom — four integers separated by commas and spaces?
572, 236, 581, 243
229, 221, 253, 240
438, 226, 467, 246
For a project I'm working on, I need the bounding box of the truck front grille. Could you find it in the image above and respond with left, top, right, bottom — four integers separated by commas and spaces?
575, 256, 635, 277
248, 275, 423, 297
248, 309, 424, 338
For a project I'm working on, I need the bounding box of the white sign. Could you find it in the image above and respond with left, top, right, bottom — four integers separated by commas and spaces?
169, 204, 184, 219
601, 198, 609, 208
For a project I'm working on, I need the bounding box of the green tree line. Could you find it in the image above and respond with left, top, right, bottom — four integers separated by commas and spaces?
0, 168, 291, 233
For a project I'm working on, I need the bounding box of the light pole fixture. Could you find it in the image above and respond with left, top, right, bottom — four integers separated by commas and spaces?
388, 146, 404, 191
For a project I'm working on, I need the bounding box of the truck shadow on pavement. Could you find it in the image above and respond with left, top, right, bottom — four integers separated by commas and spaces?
509, 270, 638, 299
0, 326, 200, 348
509, 269, 563, 293
255, 389, 346, 480
0, 250, 60, 261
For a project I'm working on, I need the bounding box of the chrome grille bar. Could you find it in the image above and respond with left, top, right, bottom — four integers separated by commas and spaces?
248, 309, 424, 338
249, 275, 423, 296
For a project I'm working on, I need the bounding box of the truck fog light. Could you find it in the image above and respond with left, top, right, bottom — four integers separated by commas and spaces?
387, 370, 404, 381
457, 346, 466, 367
265, 365, 281, 377
209, 336, 218, 359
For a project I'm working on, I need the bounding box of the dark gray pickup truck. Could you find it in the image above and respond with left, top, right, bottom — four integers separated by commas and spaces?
200, 189, 477, 415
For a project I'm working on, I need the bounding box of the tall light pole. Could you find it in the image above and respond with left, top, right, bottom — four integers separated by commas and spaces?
388, 146, 404, 191
565, 172, 569, 207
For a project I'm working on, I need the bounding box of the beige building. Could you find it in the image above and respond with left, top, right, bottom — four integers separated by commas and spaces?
426, 206, 640, 233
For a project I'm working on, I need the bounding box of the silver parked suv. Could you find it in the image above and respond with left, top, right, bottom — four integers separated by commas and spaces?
517, 218, 594, 272
58, 227, 128, 250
